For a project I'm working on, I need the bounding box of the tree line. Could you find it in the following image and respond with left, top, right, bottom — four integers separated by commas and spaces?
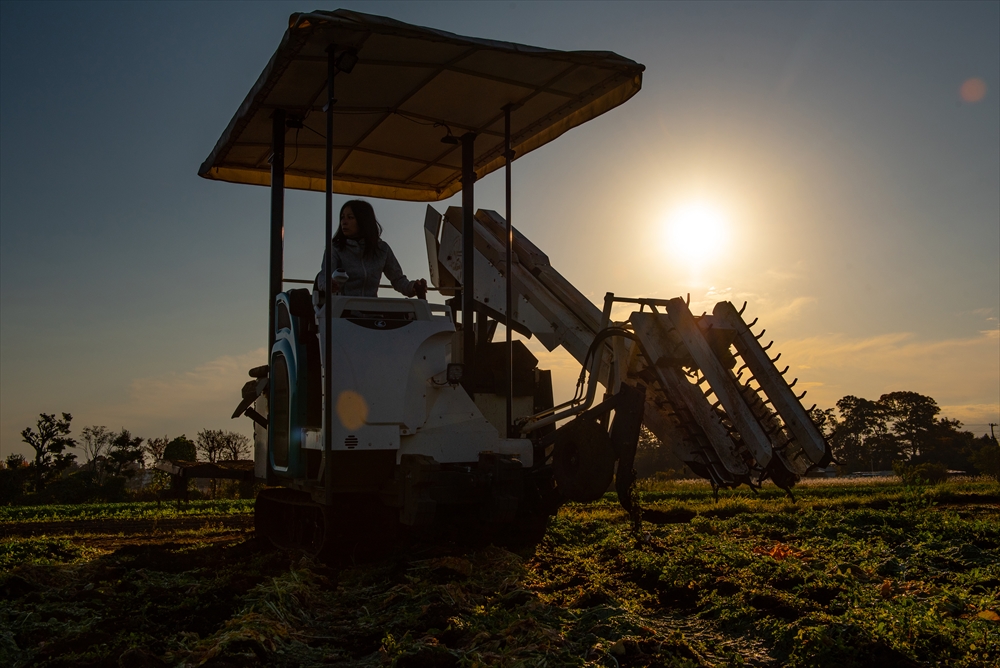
634, 390, 998, 482
812, 391, 998, 479
4, 389, 998, 503
1, 413, 251, 505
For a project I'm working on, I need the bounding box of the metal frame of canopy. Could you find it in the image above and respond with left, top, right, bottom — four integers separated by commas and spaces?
199, 10, 644, 503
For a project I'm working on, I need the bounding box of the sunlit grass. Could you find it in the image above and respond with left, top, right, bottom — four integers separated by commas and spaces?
1, 479, 997, 666
0, 498, 254, 523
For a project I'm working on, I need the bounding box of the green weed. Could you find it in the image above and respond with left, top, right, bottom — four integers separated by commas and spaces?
1, 480, 997, 666
0, 498, 253, 523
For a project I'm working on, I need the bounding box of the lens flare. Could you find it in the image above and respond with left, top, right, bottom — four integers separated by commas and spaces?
336, 390, 369, 430
960, 78, 987, 104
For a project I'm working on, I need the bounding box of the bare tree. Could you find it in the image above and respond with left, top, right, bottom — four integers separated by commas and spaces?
145, 435, 170, 466
80, 426, 112, 472
195, 430, 251, 462
220, 432, 252, 461
196, 429, 226, 463
195, 430, 251, 498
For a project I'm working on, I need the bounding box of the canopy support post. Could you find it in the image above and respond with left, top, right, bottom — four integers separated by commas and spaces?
323, 45, 336, 508
268, 109, 285, 364
503, 105, 513, 438
461, 132, 477, 396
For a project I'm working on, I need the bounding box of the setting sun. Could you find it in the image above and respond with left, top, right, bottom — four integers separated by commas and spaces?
664, 201, 729, 267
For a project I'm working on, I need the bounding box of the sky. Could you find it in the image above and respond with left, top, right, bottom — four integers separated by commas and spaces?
1, 1, 998, 460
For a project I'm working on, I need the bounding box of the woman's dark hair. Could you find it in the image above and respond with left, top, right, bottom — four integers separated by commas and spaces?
333, 199, 383, 257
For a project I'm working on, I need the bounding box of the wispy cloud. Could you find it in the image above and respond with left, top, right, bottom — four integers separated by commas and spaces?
99, 348, 267, 441
761, 296, 817, 323
695, 291, 817, 325
971, 307, 998, 325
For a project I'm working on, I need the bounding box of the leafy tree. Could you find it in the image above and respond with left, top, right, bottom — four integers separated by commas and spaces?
879, 391, 940, 459
830, 391, 994, 475
20, 413, 77, 491
5, 453, 26, 469
0, 453, 30, 504
808, 406, 839, 439
106, 429, 145, 479
632, 426, 694, 479
831, 396, 901, 472
913, 418, 978, 471
163, 436, 197, 462
970, 437, 1000, 481
161, 435, 196, 499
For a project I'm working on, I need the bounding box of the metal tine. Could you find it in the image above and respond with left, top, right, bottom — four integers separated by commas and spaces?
686, 293, 690, 306
762, 341, 773, 351
796, 390, 807, 400
755, 328, 767, 340
735, 371, 744, 381
703, 388, 714, 398
808, 403, 817, 412
779, 365, 789, 375
737, 362, 749, 374
770, 352, 781, 363
738, 301, 747, 315
747, 317, 758, 328
788, 377, 798, 388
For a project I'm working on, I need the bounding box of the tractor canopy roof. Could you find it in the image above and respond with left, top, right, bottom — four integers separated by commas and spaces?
199, 9, 644, 202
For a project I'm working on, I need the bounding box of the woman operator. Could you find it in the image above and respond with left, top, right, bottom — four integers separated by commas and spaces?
315, 200, 427, 299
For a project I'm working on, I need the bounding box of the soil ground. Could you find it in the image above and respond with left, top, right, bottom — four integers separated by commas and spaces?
1, 479, 997, 667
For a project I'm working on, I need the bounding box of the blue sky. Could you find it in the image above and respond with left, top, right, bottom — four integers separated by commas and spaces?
2, 1, 998, 459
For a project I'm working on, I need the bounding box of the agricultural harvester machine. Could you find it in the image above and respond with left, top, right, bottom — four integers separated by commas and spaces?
200, 10, 831, 554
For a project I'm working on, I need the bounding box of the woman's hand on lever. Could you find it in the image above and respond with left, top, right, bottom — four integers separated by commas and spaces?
415, 279, 428, 300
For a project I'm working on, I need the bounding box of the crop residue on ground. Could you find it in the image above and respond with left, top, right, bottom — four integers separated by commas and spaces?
1, 479, 998, 667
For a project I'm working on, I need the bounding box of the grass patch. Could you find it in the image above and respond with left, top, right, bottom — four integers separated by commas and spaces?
0, 498, 254, 523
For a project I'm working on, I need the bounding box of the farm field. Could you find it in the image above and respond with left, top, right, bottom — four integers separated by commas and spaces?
1, 479, 998, 667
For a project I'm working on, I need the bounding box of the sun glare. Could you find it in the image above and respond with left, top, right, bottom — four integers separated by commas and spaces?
664, 201, 728, 268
